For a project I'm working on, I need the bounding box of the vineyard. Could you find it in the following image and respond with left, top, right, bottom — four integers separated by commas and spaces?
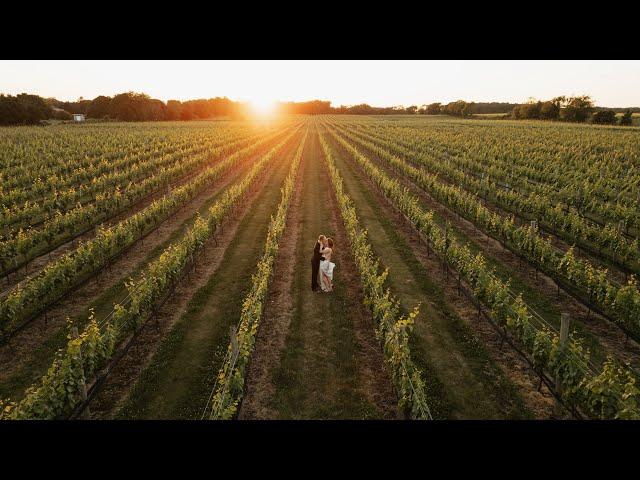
0, 115, 639, 420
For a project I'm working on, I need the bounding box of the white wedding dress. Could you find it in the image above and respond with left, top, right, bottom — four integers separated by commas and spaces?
319, 247, 336, 292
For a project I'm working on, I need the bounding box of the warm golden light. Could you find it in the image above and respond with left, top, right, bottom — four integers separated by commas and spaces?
249, 98, 277, 117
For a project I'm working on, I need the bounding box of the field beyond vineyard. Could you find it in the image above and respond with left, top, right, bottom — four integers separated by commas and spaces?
1, 115, 639, 420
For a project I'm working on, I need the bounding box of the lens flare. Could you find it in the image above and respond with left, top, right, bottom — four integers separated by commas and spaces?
249, 98, 277, 117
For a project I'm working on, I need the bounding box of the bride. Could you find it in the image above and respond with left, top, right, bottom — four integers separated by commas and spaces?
319, 238, 336, 292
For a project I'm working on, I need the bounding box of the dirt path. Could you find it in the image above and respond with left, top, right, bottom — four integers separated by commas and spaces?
0, 132, 265, 295
113, 134, 302, 419
237, 139, 306, 419
252, 129, 397, 420
347, 125, 631, 284
88, 134, 304, 419
325, 130, 541, 419
341, 127, 640, 370
0, 134, 290, 402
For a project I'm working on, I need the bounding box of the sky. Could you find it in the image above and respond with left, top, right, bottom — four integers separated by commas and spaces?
1, 60, 639, 108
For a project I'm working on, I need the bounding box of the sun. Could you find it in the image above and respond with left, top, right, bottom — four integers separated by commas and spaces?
249, 98, 277, 117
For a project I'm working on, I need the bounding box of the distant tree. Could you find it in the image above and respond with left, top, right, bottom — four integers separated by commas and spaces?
591, 110, 618, 125
165, 100, 183, 120
87, 95, 112, 118
426, 103, 442, 115
444, 100, 472, 117
278, 100, 332, 115
0, 93, 52, 125
511, 99, 542, 120
52, 109, 72, 120
619, 109, 633, 126
561, 95, 594, 122
540, 100, 560, 120
472, 102, 519, 114
462, 101, 475, 117
406, 105, 418, 114
180, 101, 196, 120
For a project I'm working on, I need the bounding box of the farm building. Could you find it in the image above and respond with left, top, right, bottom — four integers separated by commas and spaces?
73, 114, 85, 122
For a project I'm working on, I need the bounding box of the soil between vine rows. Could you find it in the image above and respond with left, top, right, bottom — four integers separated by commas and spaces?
241, 128, 397, 420
0, 129, 293, 402
325, 126, 543, 419
334, 124, 640, 371
114, 133, 302, 419
0, 131, 265, 294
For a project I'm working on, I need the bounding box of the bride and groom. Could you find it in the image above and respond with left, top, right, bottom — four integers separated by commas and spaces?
311, 235, 336, 293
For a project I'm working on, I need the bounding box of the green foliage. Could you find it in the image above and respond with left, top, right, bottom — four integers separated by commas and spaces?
619, 109, 633, 126
209, 130, 308, 419
592, 110, 618, 125
335, 123, 640, 337
0, 129, 300, 419
0, 128, 292, 338
561, 95, 595, 122
327, 122, 640, 419
319, 129, 431, 419
0, 93, 52, 125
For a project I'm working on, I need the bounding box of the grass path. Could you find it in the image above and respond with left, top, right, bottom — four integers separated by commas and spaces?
340, 126, 640, 369
116, 135, 301, 419
0, 153, 255, 401
262, 129, 397, 419
325, 132, 531, 419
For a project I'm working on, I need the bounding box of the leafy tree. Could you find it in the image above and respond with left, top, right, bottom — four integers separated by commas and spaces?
512, 98, 545, 120
540, 101, 560, 120
561, 95, 594, 123
406, 105, 418, 114
278, 100, 332, 114
0, 93, 52, 125
445, 100, 473, 117
426, 103, 442, 115
165, 100, 183, 120
592, 110, 618, 125
619, 109, 633, 126
87, 95, 112, 119
52, 109, 72, 120
462, 101, 475, 117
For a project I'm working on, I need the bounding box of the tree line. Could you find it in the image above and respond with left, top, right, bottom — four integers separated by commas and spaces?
0, 92, 244, 125
0, 94, 53, 125
419, 97, 635, 125
510, 96, 634, 125
0, 92, 636, 126
50, 93, 242, 121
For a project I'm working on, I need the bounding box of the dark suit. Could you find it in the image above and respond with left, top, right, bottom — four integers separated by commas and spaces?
311, 241, 325, 291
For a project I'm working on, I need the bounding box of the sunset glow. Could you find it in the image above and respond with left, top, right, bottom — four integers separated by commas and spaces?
248, 97, 278, 117
2, 61, 640, 107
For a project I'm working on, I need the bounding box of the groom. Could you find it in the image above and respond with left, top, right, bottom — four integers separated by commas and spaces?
311, 235, 326, 292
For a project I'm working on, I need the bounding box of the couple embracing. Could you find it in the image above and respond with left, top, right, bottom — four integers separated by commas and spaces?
311, 235, 336, 293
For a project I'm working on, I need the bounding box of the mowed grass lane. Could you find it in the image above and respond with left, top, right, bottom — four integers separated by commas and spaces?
0, 133, 290, 403
324, 132, 531, 419
339, 125, 634, 369
267, 130, 395, 419
116, 134, 302, 419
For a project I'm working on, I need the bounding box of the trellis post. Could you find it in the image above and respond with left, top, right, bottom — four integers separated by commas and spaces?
71, 325, 91, 419
554, 313, 571, 417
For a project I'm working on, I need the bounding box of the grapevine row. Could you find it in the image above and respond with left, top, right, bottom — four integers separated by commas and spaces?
0, 127, 255, 233
348, 119, 640, 233
0, 127, 298, 339
325, 124, 640, 419
319, 127, 431, 419
206, 129, 308, 419
330, 124, 640, 341
0, 124, 252, 201
343, 123, 640, 274
0, 129, 299, 420
0, 129, 276, 275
